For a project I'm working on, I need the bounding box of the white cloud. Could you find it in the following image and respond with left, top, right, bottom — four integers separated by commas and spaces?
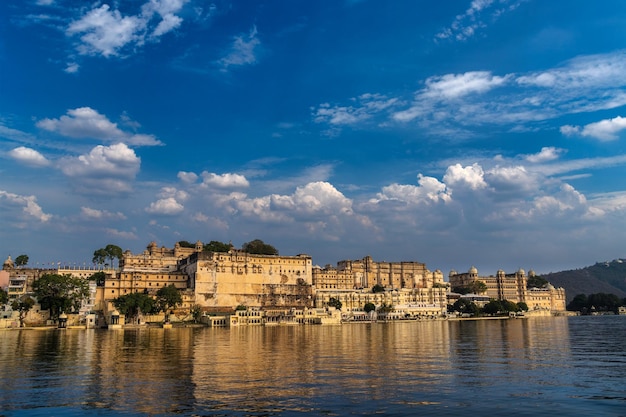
0, 190, 52, 222
64, 62, 79, 73
8, 147, 50, 167
525, 147, 563, 163
145, 197, 185, 215
177, 171, 199, 184
60, 143, 141, 195
67, 5, 144, 57
313, 94, 400, 126
435, 0, 524, 42
37, 107, 162, 146
316, 51, 626, 136
443, 163, 487, 191
105, 228, 138, 240
80, 206, 126, 220
218, 25, 260, 70
422, 71, 510, 100
66, 1, 188, 57
485, 165, 536, 194
280, 181, 353, 215
201, 172, 249, 188
372, 175, 450, 205
157, 186, 189, 201
561, 116, 626, 141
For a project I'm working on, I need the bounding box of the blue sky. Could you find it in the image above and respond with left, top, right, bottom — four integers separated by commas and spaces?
2, 0, 626, 276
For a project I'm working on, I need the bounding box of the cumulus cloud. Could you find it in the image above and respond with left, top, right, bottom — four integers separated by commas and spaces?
561, 116, 626, 141
60, 143, 141, 195
201, 172, 250, 188
371, 175, 450, 205
145, 197, 185, 215
0, 190, 51, 222
443, 163, 487, 191
37, 107, 162, 146
66, 0, 188, 57
8, 146, 50, 167
177, 171, 199, 184
218, 25, 260, 70
525, 147, 563, 163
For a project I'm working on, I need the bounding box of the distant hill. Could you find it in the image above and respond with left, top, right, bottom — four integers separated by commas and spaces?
542, 259, 626, 302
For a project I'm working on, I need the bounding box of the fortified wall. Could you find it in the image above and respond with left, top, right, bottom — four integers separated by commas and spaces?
179, 250, 313, 310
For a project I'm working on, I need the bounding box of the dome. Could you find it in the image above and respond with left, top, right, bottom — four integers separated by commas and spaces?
3, 255, 14, 270
469, 266, 478, 275
518, 268, 525, 276
528, 269, 536, 277
449, 270, 457, 277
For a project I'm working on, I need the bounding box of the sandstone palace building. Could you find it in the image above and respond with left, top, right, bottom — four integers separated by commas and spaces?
2, 241, 567, 326
448, 266, 566, 311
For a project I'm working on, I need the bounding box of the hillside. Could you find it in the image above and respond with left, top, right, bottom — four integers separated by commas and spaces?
542, 259, 626, 302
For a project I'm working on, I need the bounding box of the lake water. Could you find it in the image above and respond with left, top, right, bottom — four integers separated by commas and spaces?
0, 316, 625, 416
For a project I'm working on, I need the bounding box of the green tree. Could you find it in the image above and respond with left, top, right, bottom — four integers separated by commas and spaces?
235, 304, 248, 311
11, 295, 35, 327
15, 254, 29, 267
377, 302, 394, 313
0, 288, 8, 305
104, 244, 123, 269
328, 297, 342, 310
90, 271, 107, 287
527, 275, 548, 289
372, 284, 385, 293
190, 304, 203, 323
452, 298, 479, 316
33, 273, 90, 321
204, 240, 232, 252
588, 292, 621, 313
155, 284, 183, 316
482, 300, 503, 315
517, 302, 529, 311
241, 239, 279, 255
501, 299, 519, 312
92, 248, 108, 267
363, 302, 376, 313
112, 292, 156, 322
177, 240, 195, 248
567, 293, 588, 312
453, 281, 488, 295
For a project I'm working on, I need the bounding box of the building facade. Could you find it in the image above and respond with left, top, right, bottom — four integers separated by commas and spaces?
448, 267, 566, 312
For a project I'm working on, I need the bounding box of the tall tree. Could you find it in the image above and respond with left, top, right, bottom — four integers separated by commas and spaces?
90, 271, 107, 287
15, 254, 29, 267
155, 284, 183, 315
204, 240, 232, 252
241, 239, 278, 255
104, 244, 123, 268
33, 273, 90, 321
11, 295, 35, 327
112, 292, 156, 322
0, 288, 8, 305
92, 248, 108, 267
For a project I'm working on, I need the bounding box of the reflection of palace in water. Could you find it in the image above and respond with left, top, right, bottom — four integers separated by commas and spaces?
1, 240, 566, 328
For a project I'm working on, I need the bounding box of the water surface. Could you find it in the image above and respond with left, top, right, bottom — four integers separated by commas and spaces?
0, 316, 624, 416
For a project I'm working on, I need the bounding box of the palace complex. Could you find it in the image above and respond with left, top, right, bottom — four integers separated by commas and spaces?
1, 241, 566, 327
